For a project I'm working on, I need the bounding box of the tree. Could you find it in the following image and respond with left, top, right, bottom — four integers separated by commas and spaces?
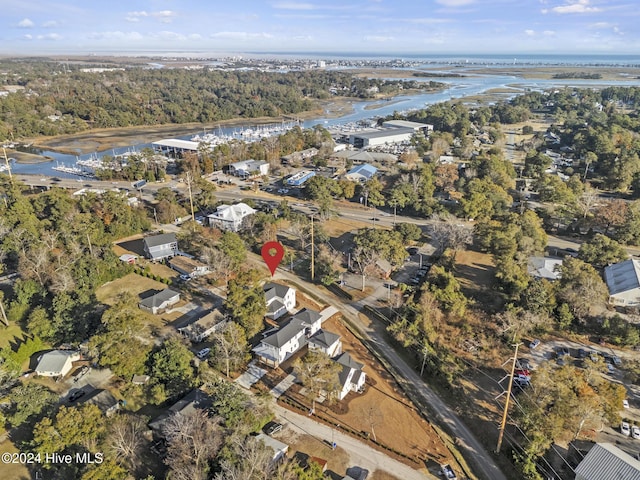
107, 413, 148, 472
293, 351, 342, 412
429, 213, 473, 259
394, 222, 422, 243
577, 234, 628, 269
556, 257, 608, 320
163, 409, 222, 480
215, 434, 276, 480
225, 269, 266, 338
210, 321, 250, 378
149, 337, 195, 397
6, 382, 57, 427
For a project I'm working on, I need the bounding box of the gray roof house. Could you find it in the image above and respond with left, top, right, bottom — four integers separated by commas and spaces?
574, 442, 640, 480
334, 352, 365, 401
149, 388, 213, 434
264, 283, 296, 320
35, 350, 80, 377
178, 309, 228, 343
255, 433, 289, 463
308, 330, 342, 358
252, 308, 322, 368
79, 389, 120, 416
604, 259, 640, 307
143, 233, 178, 261
207, 203, 257, 232
528, 256, 563, 281
139, 289, 180, 315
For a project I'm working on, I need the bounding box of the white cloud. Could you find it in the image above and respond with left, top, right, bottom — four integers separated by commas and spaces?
525, 29, 535, 36
42, 20, 58, 28
153, 11, 176, 23
364, 35, 394, 42
551, 0, 601, 14
88, 31, 144, 41
543, 30, 556, 36
18, 18, 35, 28
211, 31, 275, 40
125, 11, 148, 22
589, 22, 613, 29
435, 0, 475, 6
37, 33, 62, 40
23, 34, 33, 40
271, 2, 316, 9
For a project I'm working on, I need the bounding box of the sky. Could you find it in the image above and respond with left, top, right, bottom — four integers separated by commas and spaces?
1, 0, 639, 57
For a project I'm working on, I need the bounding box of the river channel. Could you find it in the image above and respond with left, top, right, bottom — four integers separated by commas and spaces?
9, 71, 640, 179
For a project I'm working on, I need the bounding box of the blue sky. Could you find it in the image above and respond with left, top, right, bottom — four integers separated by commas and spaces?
1, 0, 639, 56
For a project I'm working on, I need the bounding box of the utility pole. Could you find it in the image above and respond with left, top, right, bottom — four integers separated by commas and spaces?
496, 343, 521, 454
185, 171, 195, 222
0, 294, 8, 327
1, 145, 13, 183
310, 214, 315, 281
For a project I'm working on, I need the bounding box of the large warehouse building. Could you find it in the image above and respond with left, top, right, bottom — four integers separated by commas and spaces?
348, 127, 415, 148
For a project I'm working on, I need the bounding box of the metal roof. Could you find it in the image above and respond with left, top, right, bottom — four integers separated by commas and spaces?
604, 259, 640, 295
574, 443, 640, 480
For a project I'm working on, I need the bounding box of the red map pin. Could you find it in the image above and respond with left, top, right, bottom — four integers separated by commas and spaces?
261, 241, 285, 276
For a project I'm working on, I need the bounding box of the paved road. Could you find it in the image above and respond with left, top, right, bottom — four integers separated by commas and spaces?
273, 403, 437, 480
264, 257, 508, 480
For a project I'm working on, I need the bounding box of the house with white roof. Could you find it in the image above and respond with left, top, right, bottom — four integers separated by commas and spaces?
528, 257, 563, 281
345, 164, 378, 182
574, 443, 640, 480
334, 352, 366, 400
263, 283, 296, 320
35, 350, 81, 378
228, 159, 269, 178
178, 309, 227, 343
604, 258, 640, 306
252, 309, 322, 368
207, 203, 256, 232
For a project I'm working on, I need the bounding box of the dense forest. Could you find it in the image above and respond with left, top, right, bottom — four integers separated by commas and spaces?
0, 60, 443, 139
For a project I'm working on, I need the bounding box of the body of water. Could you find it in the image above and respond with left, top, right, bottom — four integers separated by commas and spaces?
9, 68, 640, 179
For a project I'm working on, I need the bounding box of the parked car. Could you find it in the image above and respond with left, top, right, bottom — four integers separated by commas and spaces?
68, 389, 86, 403
633, 425, 640, 440
440, 464, 457, 479
73, 365, 90, 382
264, 421, 283, 435
557, 346, 570, 357
529, 339, 541, 349
556, 356, 567, 367
612, 356, 622, 367
196, 348, 211, 359
607, 364, 616, 375
577, 348, 587, 359
621, 421, 631, 436
407, 247, 419, 256
516, 358, 532, 370
623, 399, 630, 409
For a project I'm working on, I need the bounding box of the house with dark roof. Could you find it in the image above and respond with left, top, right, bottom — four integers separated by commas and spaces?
334, 352, 365, 400
308, 329, 342, 358
178, 309, 227, 343
149, 388, 213, 434
574, 442, 640, 480
139, 289, 180, 315
263, 283, 296, 320
252, 309, 322, 368
78, 389, 120, 416
604, 258, 640, 306
143, 233, 178, 261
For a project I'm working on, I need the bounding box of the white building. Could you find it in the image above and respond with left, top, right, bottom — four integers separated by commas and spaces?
575, 443, 640, 480
228, 159, 269, 178
528, 257, 563, 281
178, 309, 228, 343
253, 309, 322, 368
349, 127, 414, 148
35, 350, 81, 378
207, 202, 256, 232
382, 119, 433, 133
604, 259, 640, 306
263, 283, 296, 320
138, 289, 181, 315
334, 352, 366, 400
308, 330, 342, 358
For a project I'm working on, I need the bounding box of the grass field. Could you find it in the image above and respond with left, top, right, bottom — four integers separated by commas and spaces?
96, 273, 168, 305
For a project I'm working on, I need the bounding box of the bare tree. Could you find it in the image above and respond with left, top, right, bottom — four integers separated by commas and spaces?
163, 409, 222, 480
429, 213, 473, 259
214, 434, 275, 480
108, 414, 148, 471
358, 405, 384, 442
351, 245, 379, 292
210, 321, 250, 378
293, 351, 342, 412
575, 184, 599, 219
201, 246, 234, 283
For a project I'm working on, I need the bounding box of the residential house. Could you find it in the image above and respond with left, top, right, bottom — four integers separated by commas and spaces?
207, 203, 256, 232
252, 309, 322, 368
169, 256, 210, 277
604, 259, 640, 306
308, 330, 342, 358
528, 257, 563, 281
375, 258, 393, 279
264, 283, 296, 320
79, 389, 120, 416
345, 164, 378, 182
228, 159, 270, 178
334, 352, 366, 401
143, 233, 178, 261
255, 433, 289, 463
574, 443, 640, 480
149, 389, 213, 434
139, 289, 180, 315
35, 350, 81, 378
178, 309, 227, 343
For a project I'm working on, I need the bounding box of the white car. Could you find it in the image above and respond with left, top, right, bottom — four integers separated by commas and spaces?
633, 425, 640, 440
623, 399, 630, 409
196, 348, 211, 359
529, 339, 541, 349
621, 421, 631, 436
